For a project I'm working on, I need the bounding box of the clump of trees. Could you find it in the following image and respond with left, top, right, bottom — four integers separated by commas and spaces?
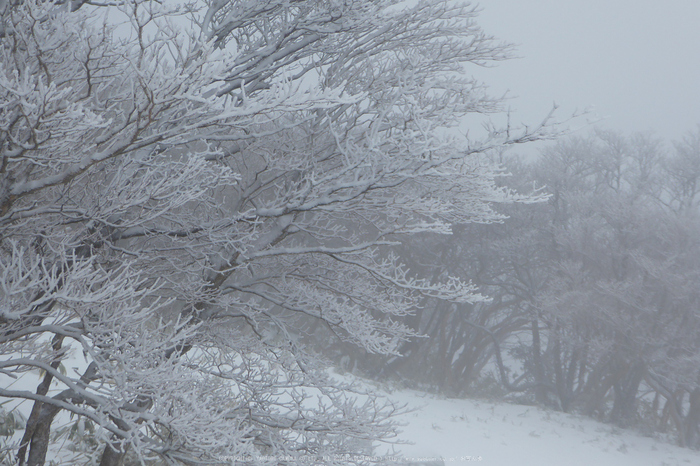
363, 129, 700, 448
0, 0, 556, 464
528, 130, 700, 446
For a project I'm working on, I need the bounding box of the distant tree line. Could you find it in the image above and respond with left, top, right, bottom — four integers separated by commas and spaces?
333, 128, 700, 449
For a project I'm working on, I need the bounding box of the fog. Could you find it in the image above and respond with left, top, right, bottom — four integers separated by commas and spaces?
470, 0, 700, 144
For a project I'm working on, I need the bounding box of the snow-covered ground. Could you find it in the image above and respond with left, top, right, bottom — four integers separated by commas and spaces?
378, 387, 700, 466
6, 365, 700, 465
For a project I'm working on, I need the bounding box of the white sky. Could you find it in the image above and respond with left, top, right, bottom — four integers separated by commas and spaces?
466, 0, 700, 146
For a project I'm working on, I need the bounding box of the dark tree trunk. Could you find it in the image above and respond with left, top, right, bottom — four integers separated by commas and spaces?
23, 363, 100, 465
26, 403, 61, 466
581, 360, 615, 419
531, 318, 548, 405
610, 362, 645, 427
563, 348, 580, 411
552, 335, 567, 410
18, 335, 64, 466
552, 335, 580, 412
100, 440, 128, 466
684, 388, 700, 449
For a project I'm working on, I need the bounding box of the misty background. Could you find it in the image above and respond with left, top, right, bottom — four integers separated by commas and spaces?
470, 0, 700, 147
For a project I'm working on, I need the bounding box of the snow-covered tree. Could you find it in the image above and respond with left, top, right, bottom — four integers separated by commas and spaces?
0, 0, 555, 463
460, 132, 700, 444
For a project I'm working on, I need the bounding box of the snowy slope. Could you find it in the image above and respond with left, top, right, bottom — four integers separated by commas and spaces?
378, 388, 700, 466
6, 365, 700, 465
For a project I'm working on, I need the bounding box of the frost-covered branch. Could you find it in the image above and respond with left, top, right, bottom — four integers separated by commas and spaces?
0, 0, 560, 463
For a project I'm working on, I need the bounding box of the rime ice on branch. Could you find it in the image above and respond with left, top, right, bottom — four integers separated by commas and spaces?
0, 0, 557, 463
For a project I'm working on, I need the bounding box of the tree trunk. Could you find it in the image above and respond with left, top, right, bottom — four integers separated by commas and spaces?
100, 440, 128, 466
582, 363, 615, 419
531, 318, 548, 405
18, 335, 64, 466
552, 334, 567, 411
610, 362, 645, 427
26, 403, 61, 466
684, 388, 700, 449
